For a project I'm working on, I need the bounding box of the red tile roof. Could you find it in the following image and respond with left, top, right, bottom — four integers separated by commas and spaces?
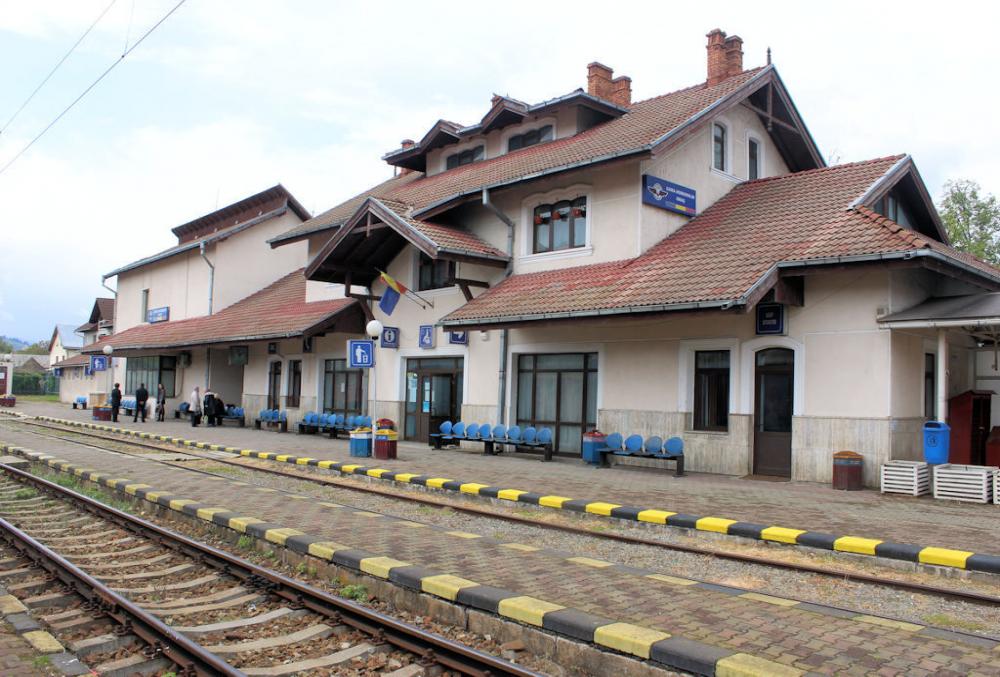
377, 199, 508, 260
273, 68, 770, 245
441, 157, 1000, 326
83, 271, 359, 352
52, 353, 90, 369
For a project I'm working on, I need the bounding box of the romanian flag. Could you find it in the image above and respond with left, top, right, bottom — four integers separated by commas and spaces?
378, 271, 408, 316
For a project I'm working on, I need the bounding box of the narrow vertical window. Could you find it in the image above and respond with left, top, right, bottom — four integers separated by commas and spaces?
713, 123, 727, 172
287, 360, 302, 408
748, 138, 760, 180
693, 350, 730, 431
141, 289, 149, 323
924, 353, 936, 420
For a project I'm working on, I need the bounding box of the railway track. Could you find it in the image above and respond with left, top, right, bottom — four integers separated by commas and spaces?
7, 416, 1000, 608
0, 462, 540, 677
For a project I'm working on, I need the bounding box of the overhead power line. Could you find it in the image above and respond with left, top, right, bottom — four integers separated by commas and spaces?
0, 0, 187, 178
0, 0, 118, 138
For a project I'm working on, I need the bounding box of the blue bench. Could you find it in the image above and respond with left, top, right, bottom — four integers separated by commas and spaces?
297, 413, 372, 437
72, 396, 87, 410
429, 421, 555, 461
597, 433, 684, 476
254, 409, 288, 433
222, 405, 245, 426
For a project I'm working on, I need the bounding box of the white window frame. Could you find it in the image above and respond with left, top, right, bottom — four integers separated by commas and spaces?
501, 117, 558, 155
140, 289, 149, 323
677, 338, 739, 432
746, 131, 764, 181
439, 139, 487, 174
709, 116, 739, 182
519, 183, 593, 263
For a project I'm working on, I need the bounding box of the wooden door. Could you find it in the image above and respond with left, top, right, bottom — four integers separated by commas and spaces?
753, 348, 794, 477
414, 373, 455, 442
971, 396, 990, 465
0, 366, 7, 396
267, 361, 282, 410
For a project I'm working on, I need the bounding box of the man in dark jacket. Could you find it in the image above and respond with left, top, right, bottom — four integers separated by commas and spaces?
134, 383, 149, 423
110, 383, 122, 422
203, 389, 217, 427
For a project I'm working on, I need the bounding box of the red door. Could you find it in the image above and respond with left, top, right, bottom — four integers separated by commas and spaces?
0, 366, 8, 396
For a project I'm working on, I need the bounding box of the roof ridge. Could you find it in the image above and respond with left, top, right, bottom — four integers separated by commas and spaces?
629, 66, 766, 107
741, 154, 907, 187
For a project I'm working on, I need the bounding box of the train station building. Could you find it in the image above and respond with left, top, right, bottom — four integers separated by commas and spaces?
84, 29, 1000, 485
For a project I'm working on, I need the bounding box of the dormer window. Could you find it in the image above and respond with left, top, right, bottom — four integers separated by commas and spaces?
533, 196, 587, 253
508, 125, 553, 152
712, 123, 727, 172
873, 193, 913, 228
445, 145, 484, 170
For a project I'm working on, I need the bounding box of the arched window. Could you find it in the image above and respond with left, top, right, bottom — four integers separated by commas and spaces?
748, 137, 760, 180
532, 196, 587, 253
713, 122, 727, 172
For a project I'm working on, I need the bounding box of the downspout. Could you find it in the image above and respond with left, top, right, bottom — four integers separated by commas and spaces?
199, 241, 215, 388
100, 275, 117, 381
483, 188, 515, 425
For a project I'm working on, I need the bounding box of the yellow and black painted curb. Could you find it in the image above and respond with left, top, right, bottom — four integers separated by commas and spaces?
3, 440, 999, 659
29, 415, 1000, 577
2, 443, 813, 677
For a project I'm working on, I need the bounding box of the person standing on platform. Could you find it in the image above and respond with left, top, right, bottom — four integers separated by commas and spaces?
110, 383, 122, 422
155, 384, 167, 422
134, 383, 149, 423
190, 386, 202, 427
203, 388, 217, 427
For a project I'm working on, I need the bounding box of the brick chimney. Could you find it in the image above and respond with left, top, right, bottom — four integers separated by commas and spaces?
398, 139, 415, 176
724, 34, 744, 78
587, 62, 632, 107
706, 28, 728, 86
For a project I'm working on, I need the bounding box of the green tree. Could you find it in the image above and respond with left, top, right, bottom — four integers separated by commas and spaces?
19, 340, 49, 355
939, 179, 1000, 264
0, 338, 13, 354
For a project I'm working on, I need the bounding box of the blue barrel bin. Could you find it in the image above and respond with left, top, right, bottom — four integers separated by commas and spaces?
582, 431, 607, 465
922, 421, 950, 464
349, 428, 372, 457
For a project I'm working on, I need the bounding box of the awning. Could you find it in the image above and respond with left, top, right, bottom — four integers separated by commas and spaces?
878, 293, 1000, 329
83, 270, 365, 356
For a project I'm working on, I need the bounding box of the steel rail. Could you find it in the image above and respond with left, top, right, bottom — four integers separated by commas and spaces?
0, 462, 541, 677
0, 514, 242, 676
12, 418, 1000, 607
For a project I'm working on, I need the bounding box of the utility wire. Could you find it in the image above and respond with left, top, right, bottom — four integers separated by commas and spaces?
0, 0, 187, 178
0, 0, 118, 138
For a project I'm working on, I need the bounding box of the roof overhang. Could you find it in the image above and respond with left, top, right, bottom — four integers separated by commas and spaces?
878, 293, 1000, 330
306, 198, 508, 286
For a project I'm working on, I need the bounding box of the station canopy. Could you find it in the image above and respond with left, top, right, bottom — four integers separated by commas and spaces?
879, 292, 1000, 345
83, 270, 365, 356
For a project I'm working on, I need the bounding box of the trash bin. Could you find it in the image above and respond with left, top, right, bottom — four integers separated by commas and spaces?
349, 428, 372, 457
922, 421, 950, 464
832, 451, 863, 490
374, 429, 398, 460
92, 406, 111, 421
582, 430, 607, 465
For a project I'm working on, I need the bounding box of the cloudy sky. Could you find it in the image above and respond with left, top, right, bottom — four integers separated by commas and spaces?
1, 1, 997, 342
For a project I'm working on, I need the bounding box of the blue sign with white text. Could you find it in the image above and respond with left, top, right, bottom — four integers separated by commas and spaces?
147, 306, 170, 323
347, 340, 375, 368
418, 325, 436, 349
448, 331, 468, 345
90, 355, 108, 372
381, 327, 399, 349
756, 303, 785, 335
642, 175, 696, 216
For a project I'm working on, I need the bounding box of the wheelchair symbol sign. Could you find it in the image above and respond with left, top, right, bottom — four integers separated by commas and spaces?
418, 325, 436, 349
347, 340, 375, 368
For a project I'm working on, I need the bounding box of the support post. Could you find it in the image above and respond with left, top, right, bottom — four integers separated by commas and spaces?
937, 329, 948, 422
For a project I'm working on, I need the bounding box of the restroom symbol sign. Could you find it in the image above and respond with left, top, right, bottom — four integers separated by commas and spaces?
418, 325, 436, 349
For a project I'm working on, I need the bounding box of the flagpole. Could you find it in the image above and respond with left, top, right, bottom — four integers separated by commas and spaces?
376, 269, 434, 309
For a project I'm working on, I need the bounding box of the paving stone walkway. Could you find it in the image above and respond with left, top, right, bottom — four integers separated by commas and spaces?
14, 401, 1000, 556
0, 620, 50, 676
3, 425, 999, 676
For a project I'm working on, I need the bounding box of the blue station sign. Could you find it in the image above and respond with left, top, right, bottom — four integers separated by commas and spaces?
418, 325, 436, 349
89, 355, 108, 372
381, 327, 400, 349
642, 175, 697, 216
756, 303, 785, 335
448, 331, 468, 346
147, 306, 170, 323
347, 339, 375, 368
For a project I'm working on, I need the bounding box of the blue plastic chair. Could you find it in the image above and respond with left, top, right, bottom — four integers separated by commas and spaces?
506, 425, 522, 443
452, 422, 466, 439
537, 428, 553, 447
604, 432, 623, 451
439, 420, 453, 435
623, 434, 644, 454
466, 423, 480, 440
664, 437, 684, 457
644, 436, 664, 454
491, 424, 507, 442
522, 426, 537, 444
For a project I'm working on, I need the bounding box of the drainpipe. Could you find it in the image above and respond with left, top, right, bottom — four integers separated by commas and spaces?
199, 241, 215, 315
483, 188, 515, 425
199, 242, 215, 388
937, 329, 948, 422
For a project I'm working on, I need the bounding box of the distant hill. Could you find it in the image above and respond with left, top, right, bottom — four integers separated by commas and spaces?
0, 336, 30, 351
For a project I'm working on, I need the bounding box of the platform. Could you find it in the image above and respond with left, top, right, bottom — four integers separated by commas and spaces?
1, 425, 999, 675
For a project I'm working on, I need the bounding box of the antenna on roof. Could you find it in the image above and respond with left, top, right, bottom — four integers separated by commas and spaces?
766, 47, 772, 65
